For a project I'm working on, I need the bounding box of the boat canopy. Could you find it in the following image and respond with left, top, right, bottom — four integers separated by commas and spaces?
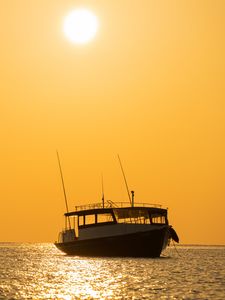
65, 204, 167, 219
63, 203, 168, 228
113, 207, 167, 219
65, 208, 113, 217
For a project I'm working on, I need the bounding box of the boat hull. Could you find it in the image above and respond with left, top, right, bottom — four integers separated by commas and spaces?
55, 226, 169, 258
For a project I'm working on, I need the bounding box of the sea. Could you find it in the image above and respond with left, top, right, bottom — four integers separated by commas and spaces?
0, 243, 224, 300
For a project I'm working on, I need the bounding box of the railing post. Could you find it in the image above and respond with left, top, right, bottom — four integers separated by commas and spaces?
131, 191, 134, 207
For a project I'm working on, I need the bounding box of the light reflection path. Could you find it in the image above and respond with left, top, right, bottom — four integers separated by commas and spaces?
0, 243, 224, 299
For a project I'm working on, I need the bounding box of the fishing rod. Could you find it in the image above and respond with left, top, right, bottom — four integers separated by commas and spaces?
56, 151, 71, 229
117, 155, 132, 206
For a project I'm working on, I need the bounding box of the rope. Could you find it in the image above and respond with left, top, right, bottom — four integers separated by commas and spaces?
172, 239, 181, 257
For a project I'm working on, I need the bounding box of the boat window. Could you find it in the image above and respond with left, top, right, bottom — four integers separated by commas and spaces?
151, 216, 166, 224
78, 213, 115, 228
116, 216, 150, 224
97, 213, 114, 223
85, 214, 96, 225
113, 208, 150, 224
78, 215, 84, 226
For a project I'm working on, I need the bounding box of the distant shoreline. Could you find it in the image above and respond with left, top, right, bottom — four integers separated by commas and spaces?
171, 244, 225, 247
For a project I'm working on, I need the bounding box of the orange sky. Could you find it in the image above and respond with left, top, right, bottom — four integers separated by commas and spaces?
0, 0, 225, 244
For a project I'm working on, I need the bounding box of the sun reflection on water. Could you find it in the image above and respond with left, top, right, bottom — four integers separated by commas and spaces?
0, 243, 225, 299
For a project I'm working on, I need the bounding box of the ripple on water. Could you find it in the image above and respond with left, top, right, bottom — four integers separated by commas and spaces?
0, 244, 225, 299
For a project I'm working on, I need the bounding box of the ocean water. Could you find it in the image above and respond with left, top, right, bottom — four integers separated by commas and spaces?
0, 243, 224, 299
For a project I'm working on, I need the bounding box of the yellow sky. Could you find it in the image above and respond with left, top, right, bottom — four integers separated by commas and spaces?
0, 0, 225, 244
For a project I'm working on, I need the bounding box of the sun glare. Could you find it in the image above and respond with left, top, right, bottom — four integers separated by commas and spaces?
63, 9, 98, 44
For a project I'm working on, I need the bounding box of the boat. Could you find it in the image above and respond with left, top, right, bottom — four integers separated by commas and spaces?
54, 154, 179, 257
55, 196, 179, 257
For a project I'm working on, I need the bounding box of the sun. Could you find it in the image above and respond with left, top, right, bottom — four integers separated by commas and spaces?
63, 8, 99, 44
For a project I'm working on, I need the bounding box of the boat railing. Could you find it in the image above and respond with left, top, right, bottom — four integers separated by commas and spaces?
74, 201, 162, 212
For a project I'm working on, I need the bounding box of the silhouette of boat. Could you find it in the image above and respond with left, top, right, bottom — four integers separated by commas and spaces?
55, 197, 179, 257
54, 154, 179, 257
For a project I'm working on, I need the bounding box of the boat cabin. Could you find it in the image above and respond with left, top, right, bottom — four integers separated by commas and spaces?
58, 202, 168, 243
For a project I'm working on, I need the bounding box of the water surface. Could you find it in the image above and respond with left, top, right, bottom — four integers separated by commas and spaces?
0, 243, 224, 299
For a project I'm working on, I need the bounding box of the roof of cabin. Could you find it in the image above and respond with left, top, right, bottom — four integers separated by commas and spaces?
65, 205, 167, 218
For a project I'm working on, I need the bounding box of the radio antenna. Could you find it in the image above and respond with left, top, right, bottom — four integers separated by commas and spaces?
56, 151, 71, 229
117, 155, 132, 206
101, 174, 105, 208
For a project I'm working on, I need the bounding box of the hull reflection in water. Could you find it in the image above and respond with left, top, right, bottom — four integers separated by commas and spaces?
55, 201, 179, 257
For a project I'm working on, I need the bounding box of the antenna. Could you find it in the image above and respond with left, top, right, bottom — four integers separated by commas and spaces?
117, 155, 132, 206
56, 151, 71, 229
101, 174, 105, 208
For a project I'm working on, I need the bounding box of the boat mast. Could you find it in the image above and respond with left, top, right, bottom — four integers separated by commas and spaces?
117, 155, 132, 207
56, 151, 71, 229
